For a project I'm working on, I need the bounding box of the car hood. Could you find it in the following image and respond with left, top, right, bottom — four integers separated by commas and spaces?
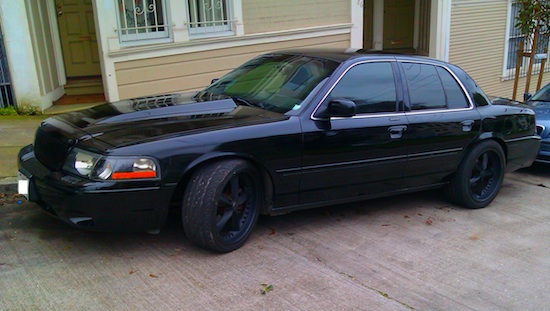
525, 100, 550, 120
49, 93, 287, 148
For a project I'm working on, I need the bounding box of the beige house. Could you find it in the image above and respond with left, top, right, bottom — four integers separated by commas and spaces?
450, 0, 550, 99
0, 0, 545, 109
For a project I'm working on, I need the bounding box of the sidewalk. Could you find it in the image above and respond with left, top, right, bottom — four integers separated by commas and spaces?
0, 102, 102, 190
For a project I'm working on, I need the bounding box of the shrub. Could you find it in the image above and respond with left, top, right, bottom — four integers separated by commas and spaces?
0, 106, 18, 116
16, 104, 42, 116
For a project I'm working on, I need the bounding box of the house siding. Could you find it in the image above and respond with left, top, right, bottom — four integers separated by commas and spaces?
242, 0, 350, 34
115, 34, 350, 99
449, 0, 550, 98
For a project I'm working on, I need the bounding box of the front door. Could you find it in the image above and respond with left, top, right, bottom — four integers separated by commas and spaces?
300, 61, 408, 205
56, 0, 101, 77
383, 0, 415, 50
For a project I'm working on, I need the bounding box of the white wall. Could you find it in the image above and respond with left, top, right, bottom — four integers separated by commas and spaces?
0, 1, 62, 110
0, 1, 41, 109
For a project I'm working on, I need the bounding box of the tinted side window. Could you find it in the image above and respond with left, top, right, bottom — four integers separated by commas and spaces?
330, 62, 397, 114
402, 63, 446, 110
436, 67, 469, 109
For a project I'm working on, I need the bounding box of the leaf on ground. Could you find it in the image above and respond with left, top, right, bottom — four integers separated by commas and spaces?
149, 273, 158, 278
260, 283, 273, 294
129, 270, 136, 275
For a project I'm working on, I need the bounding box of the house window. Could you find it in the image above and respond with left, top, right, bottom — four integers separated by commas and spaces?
504, 1, 550, 79
187, 0, 235, 37
117, 0, 169, 43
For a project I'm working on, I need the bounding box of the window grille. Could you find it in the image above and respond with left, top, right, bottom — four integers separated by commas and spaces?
187, 0, 235, 36
118, 0, 169, 43
505, 1, 550, 80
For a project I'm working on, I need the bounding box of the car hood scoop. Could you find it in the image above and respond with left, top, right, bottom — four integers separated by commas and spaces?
56, 94, 236, 127
49, 93, 286, 148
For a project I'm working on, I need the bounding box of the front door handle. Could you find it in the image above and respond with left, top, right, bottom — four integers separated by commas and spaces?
388, 125, 407, 139
461, 120, 474, 132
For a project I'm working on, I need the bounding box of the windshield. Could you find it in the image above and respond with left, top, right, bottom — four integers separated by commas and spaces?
195, 54, 340, 113
531, 84, 550, 102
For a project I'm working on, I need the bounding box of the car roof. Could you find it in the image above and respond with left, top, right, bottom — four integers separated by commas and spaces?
274, 48, 440, 64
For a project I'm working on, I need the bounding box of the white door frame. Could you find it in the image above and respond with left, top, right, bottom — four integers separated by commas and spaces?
369, 0, 451, 60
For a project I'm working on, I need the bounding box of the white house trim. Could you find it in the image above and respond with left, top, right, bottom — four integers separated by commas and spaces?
350, 0, 364, 49
429, 0, 451, 61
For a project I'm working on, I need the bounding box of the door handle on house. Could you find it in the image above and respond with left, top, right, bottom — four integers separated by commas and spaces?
388, 125, 407, 139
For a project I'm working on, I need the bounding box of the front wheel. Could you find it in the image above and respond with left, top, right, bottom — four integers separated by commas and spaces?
182, 159, 262, 253
446, 140, 505, 209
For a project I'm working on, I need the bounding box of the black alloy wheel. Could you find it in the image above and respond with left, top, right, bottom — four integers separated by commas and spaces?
446, 140, 505, 209
182, 159, 262, 253
468, 150, 502, 202
216, 170, 257, 244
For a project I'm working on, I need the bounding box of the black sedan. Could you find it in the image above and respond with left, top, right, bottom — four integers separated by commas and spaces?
524, 83, 550, 163
18, 50, 540, 252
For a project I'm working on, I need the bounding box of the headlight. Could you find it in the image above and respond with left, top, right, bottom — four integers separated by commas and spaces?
63, 148, 159, 181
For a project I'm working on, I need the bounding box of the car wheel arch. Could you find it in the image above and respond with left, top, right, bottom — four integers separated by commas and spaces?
446, 135, 507, 184
469, 133, 508, 163
168, 153, 275, 215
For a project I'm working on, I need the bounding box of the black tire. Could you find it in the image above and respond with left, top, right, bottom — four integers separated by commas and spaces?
446, 140, 505, 209
182, 159, 262, 253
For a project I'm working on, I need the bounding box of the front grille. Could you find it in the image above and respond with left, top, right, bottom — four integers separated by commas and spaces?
34, 128, 71, 170
536, 124, 546, 136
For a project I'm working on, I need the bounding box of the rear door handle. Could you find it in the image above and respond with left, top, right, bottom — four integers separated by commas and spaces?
388, 125, 407, 139
461, 120, 474, 132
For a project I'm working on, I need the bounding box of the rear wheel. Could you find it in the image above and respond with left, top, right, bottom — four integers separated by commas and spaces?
446, 140, 505, 209
182, 159, 262, 253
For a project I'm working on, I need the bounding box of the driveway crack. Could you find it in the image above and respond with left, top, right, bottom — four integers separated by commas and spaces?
313, 254, 415, 309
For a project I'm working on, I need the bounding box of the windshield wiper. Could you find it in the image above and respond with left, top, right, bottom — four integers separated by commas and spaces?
230, 96, 265, 109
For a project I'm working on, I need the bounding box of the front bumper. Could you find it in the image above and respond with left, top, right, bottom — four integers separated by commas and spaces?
535, 138, 550, 163
18, 145, 174, 232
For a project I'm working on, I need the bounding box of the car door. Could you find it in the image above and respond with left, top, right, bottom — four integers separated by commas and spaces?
398, 61, 482, 188
300, 60, 409, 205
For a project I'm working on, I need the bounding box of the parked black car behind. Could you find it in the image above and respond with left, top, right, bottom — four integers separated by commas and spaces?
18, 50, 540, 252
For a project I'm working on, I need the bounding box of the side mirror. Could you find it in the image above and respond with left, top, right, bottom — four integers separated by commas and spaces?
211, 78, 219, 84
328, 98, 356, 118
524, 92, 532, 101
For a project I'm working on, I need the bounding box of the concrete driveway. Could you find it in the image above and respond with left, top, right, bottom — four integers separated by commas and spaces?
1, 166, 549, 310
